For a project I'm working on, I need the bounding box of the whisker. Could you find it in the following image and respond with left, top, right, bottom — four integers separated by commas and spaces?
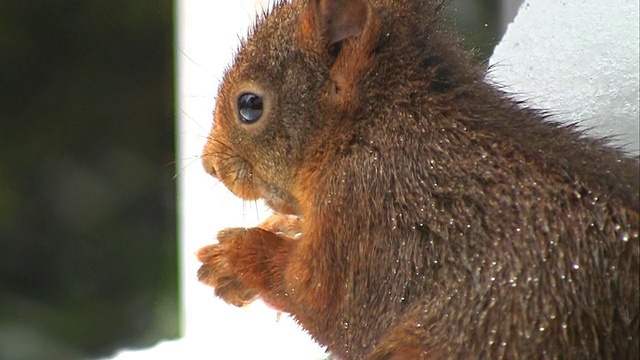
254, 198, 261, 223
162, 159, 178, 168
180, 108, 212, 135
173, 156, 207, 180
208, 137, 235, 153
178, 47, 205, 70
201, 152, 242, 177
209, 176, 225, 190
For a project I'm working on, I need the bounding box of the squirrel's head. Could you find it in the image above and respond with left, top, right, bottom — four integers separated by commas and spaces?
202, 0, 384, 215
202, 0, 470, 215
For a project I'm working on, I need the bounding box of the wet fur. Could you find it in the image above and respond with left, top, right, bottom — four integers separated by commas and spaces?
198, 0, 639, 358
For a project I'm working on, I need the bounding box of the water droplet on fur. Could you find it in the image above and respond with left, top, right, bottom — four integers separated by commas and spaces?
572, 263, 580, 270
620, 232, 630, 242
343, 322, 349, 329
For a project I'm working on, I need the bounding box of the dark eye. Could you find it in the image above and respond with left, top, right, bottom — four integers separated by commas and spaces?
237, 93, 264, 123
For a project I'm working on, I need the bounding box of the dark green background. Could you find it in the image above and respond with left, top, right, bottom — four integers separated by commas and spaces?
0, 1, 176, 358
0, 1, 503, 358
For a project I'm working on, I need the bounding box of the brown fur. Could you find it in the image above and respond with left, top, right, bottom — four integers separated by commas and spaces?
198, 0, 640, 358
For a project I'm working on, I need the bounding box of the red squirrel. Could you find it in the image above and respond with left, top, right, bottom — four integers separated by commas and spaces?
197, 0, 640, 358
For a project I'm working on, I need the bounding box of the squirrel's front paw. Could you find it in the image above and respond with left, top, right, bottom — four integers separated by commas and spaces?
197, 228, 259, 307
258, 213, 302, 239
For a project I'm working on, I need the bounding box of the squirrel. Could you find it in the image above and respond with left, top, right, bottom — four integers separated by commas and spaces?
197, 0, 640, 358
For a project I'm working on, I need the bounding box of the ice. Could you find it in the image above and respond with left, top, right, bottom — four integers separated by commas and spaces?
489, 0, 640, 154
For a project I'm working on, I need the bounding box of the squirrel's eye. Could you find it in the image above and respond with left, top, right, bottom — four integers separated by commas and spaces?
237, 93, 263, 123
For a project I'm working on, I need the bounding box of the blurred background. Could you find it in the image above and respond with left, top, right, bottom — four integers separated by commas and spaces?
0, 1, 176, 358
0, 0, 512, 358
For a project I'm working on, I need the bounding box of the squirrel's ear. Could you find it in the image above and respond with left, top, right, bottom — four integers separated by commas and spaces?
318, 0, 368, 48
301, 0, 380, 108
301, 0, 371, 51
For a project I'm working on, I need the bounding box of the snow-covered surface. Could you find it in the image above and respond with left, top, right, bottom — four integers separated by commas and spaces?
106, 302, 326, 360
489, 0, 640, 154
106, 0, 639, 359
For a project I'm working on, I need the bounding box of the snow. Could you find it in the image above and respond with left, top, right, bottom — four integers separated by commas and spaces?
489, 0, 639, 154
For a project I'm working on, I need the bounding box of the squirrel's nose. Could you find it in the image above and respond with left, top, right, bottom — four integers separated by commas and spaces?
203, 161, 218, 178
201, 148, 219, 179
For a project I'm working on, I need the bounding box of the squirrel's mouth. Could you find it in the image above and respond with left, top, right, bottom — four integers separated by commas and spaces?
205, 155, 300, 216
